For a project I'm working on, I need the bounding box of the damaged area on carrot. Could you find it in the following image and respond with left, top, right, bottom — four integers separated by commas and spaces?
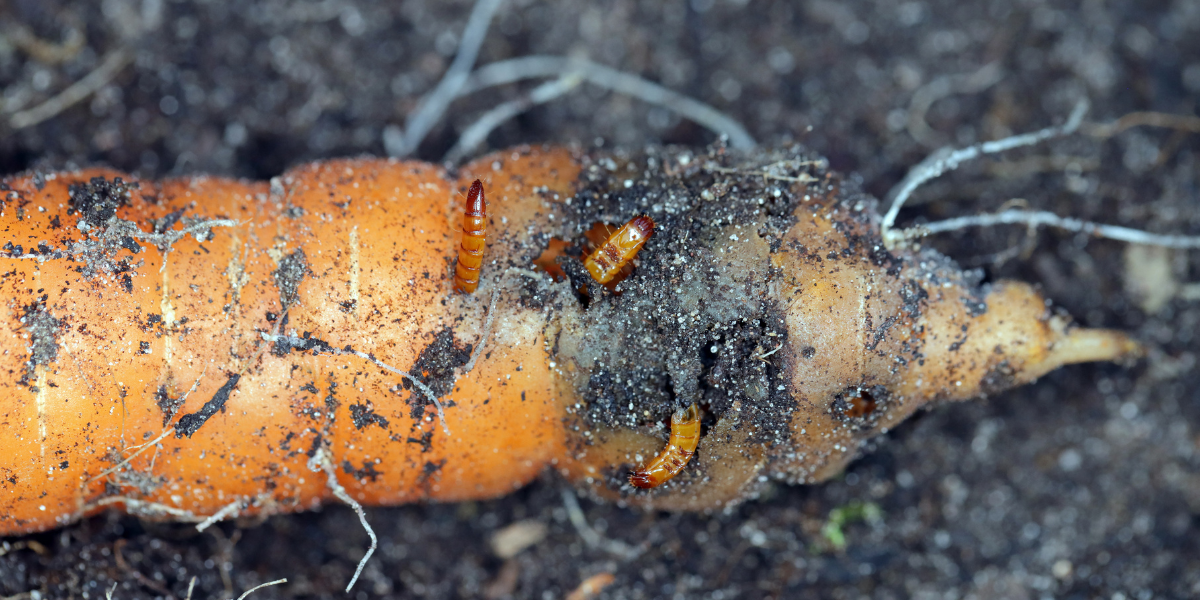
0, 143, 1142, 537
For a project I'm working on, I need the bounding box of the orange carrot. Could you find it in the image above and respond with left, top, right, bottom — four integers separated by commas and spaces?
0, 145, 1140, 536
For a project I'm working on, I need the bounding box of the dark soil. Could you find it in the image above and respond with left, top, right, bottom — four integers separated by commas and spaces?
2, 0, 1198, 598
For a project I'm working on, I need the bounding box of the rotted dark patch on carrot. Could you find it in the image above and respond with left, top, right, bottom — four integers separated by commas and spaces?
155, 383, 183, 426
174, 374, 242, 438
153, 207, 187, 234
269, 327, 338, 357
403, 327, 470, 420
829, 385, 890, 430
961, 295, 989, 317
67, 176, 133, 228
349, 403, 389, 430
898, 279, 929, 319
342, 460, 382, 482
416, 459, 446, 493
17, 296, 62, 389
399, 429, 435, 452
273, 249, 311, 310
979, 361, 1018, 396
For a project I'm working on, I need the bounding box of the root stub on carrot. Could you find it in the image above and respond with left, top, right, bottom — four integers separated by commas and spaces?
0, 145, 1140, 535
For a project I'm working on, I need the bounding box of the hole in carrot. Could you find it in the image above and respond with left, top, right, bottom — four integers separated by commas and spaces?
532, 237, 570, 282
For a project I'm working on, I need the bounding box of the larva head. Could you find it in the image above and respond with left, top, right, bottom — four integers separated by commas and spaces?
627, 467, 655, 489
465, 178, 486, 216
620, 215, 655, 250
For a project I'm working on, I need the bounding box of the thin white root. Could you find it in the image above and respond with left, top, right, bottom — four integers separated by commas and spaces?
235, 578, 287, 600
560, 489, 640, 560
1181, 284, 1200, 302
259, 332, 451, 435
459, 55, 756, 150
130, 218, 240, 247
86, 364, 208, 485
907, 61, 1005, 146
386, 0, 505, 157
892, 209, 1200, 249
705, 161, 820, 183
8, 21, 85, 65
1083, 111, 1200, 138
309, 447, 376, 594
444, 73, 584, 163
463, 289, 500, 374
882, 99, 1089, 248
756, 342, 785, 360
387, 2, 755, 156
85, 496, 202, 522
348, 349, 450, 436
86, 427, 174, 485
195, 498, 244, 533
9, 48, 132, 130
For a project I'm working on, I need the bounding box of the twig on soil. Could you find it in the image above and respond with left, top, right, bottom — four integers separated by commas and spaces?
235, 579, 287, 600
890, 208, 1200, 248
386, 0, 505, 157
9, 48, 132, 130
882, 99, 1089, 249
309, 447, 376, 593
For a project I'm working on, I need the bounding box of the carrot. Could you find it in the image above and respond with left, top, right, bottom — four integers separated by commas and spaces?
0, 145, 1140, 536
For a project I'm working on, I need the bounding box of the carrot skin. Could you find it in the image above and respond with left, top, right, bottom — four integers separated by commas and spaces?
0, 152, 576, 535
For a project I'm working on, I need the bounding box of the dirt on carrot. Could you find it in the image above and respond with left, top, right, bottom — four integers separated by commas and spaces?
3, 1, 1198, 598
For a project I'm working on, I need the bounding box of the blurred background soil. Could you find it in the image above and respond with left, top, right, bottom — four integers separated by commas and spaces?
1, 0, 1199, 598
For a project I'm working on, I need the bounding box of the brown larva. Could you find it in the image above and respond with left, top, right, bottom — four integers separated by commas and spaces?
584, 214, 655, 284
454, 179, 487, 293
629, 403, 701, 489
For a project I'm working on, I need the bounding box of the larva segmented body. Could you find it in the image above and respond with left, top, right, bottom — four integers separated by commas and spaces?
584, 214, 654, 284
454, 179, 487, 293
629, 403, 701, 489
